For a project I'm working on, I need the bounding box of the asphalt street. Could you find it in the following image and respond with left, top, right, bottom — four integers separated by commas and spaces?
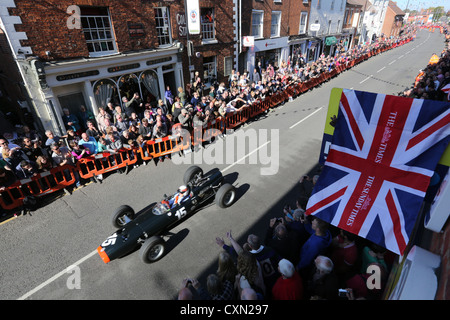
0, 29, 446, 300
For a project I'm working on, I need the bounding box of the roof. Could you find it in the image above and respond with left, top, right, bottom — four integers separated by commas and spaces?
346, 0, 367, 7
388, 1, 405, 16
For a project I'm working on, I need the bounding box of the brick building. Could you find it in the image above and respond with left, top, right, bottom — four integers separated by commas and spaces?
381, 1, 405, 38
341, 0, 365, 51
240, 0, 311, 74
0, 0, 236, 135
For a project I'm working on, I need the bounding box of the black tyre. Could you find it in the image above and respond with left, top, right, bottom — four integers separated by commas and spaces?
215, 183, 236, 208
112, 205, 135, 229
139, 236, 166, 263
183, 165, 203, 185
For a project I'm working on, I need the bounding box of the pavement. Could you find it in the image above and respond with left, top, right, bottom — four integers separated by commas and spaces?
0, 29, 446, 300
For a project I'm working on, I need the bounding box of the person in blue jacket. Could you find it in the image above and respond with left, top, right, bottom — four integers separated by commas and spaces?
296, 216, 332, 276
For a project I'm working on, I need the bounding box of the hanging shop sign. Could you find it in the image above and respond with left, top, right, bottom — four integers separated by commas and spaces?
186, 0, 200, 35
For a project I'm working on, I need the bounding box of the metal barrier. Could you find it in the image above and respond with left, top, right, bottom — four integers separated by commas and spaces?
0, 164, 77, 210
77, 148, 139, 179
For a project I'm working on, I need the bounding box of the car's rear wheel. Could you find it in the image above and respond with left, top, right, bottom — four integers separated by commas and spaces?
140, 236, 166, 263
112, 205, 135, 229
215, 183, 236, 208
183, 165, 203, 185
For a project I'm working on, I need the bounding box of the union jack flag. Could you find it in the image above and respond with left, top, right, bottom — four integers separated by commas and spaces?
442, 83, 450, 101
306, 89, 450, 255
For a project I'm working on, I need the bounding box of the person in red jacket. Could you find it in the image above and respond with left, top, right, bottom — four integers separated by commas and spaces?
272, 259, 303, 300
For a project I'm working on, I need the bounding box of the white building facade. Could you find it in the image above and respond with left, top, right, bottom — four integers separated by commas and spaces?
307, 0, 346, 59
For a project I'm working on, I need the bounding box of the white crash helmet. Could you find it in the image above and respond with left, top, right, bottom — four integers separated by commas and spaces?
178, 185, 188, 193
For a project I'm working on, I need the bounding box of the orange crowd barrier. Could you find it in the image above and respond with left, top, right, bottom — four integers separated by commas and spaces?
0, 164, 77, 210
77, 148, 139, 179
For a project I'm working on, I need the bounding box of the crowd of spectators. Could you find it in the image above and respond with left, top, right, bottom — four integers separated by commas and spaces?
1, 26, 437, 298
175, 27, 450, 301
0, 26, 419, 202
178, 172, 396, 301
400, 24, 450, 101
400, 25, 450, 101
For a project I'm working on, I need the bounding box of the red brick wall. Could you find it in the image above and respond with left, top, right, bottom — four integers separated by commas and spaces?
7, 0, 236, 84
8, 0, 171, 60
179, 0, 236, 84
242, 0, 310, 38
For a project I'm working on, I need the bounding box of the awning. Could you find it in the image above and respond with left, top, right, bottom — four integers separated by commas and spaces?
325, 36, 337, 46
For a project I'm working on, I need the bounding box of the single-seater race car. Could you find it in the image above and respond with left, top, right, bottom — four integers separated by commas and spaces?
97, 166, 237, 264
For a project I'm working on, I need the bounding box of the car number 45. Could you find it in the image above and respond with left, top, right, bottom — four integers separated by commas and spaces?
175, 207, 187, 220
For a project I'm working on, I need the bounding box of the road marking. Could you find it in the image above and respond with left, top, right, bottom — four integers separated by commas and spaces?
377, 66, 386, 73
221, 141, 271, 173
359, 75, 373, 84
398, 54, 404, 59
388, 60, 396, 65
17, 250, 98, 300
289, 107, 323, 129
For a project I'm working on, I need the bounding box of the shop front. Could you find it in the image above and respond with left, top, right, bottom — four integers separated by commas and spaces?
306, 39, 321, 62
322, 35, 340, 57
245, 36, 289, 75
39, 47, 182, 135
288, 35, 314, 67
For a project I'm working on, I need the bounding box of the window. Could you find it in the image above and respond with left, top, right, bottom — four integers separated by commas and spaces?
299, 12, 308, 34
224, 56, 233, 76
337, 20, 341, 33
251, 10, 264, 38
327, 20, 332, 34
331, 0, 335, 10
201, 8, 215, 41
271, 11, 281, 37
317, 0, 321, 9
203, 56, 217, 84
344, 9, 349, 26
80, 7, 117, 57
154, 7, 172, 46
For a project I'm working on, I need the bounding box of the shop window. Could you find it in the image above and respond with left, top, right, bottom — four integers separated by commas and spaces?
271, 11, 281, 38
93, 78, 119, 109
154, 7, 172, 46
140, 70, 160, 104
80, 6, 117, 57
251, 11, 264, 38
201, 8, 215, 41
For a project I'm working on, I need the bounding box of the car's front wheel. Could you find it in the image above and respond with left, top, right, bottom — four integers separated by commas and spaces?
215, 183, 236, 208
139, 236, 166, 263
112, 205, 135, 229
183, 165, 203, 185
